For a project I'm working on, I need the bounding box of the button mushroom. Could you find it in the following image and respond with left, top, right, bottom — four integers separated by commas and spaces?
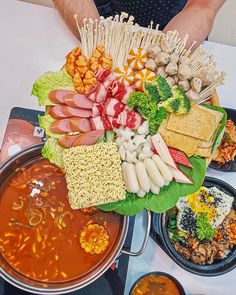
155, 52, 170, 66
178, 80, 190, 92
190, 77, 202, 93
165, 62, 178, 76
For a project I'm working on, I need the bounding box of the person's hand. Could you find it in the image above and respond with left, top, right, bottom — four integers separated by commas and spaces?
163, 0, 225, 49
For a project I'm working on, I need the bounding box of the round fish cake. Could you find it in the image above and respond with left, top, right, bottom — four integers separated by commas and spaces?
114, 66, 135, 86
127, 48, 148, 71
134, 69, 155, 91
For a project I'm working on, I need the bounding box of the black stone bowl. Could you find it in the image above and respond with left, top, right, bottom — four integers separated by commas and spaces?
210, 107, 236, 172
129, 271, 186, 295
150, 177, 236, 276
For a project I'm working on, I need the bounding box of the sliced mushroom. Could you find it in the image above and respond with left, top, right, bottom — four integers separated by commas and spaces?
178, 80, 190, 92
155, 52, 170, 66
190, 77, 202, 93
165, 62, 178, 76
178, 63, 193, 80
145, 58, 157, 71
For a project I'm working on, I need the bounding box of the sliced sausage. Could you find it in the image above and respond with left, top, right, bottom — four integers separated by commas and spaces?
50, 118, 73, 134
49, 106, 68, 119
58, 134, 81, 148
64, 93, 94, 109
60, 106, 92, 118
72, 130, 104, 146
70, 118, 92, 132
48, 89, 75, 104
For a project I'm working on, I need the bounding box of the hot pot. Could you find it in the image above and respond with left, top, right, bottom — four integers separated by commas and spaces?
151, 177, 236, 276
0, 143, 151, 294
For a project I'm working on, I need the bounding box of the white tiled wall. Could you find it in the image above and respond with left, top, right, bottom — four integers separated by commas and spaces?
19, 0, 236, 47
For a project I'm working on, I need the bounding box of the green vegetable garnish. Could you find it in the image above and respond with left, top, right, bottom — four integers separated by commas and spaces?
161, 88, 191, 115
153, 76, 172, 101
42, 138, 65, 168
127, 92, 168, 134
32, 69, 75, 106
144, 83, 160, 102
196, 212, 217, 241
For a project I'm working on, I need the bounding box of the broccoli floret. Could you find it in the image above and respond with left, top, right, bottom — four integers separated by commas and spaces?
160, 87, 191, 114
144, 83, 159, 102
154, 76, 172, 101
177, 96, 191, 115
149, 107, 168, 134
161, 97, 181, 113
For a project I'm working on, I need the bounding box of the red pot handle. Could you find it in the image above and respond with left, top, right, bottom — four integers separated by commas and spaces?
121, 209, 151, 256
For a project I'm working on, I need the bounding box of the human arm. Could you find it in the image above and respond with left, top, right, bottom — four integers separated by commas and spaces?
163, 0, 226, 49
53, 0, 99, 38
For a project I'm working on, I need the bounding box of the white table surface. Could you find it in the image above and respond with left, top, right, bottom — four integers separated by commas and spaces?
0, 1, 236, 294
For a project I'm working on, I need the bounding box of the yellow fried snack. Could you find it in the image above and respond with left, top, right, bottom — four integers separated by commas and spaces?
75, 54, 89, 77
73, 73, 85, 93
100, 55, 113, 70
66, 47, 81, 76
80, 223, 109, 255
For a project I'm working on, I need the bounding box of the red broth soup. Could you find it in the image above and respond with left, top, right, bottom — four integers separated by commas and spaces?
0, 158, 122, 282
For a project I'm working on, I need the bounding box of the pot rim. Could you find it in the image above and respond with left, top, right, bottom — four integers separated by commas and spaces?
0, 143, 130, 294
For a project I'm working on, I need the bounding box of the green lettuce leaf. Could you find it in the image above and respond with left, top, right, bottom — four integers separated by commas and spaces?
38, 114, 62, 139
202, 104, 227, 153
144, 181, 180, 213
99, 156, 205, 216
42, 138, 65, 168
32, 69, 74, 106
178, 156, 206, 196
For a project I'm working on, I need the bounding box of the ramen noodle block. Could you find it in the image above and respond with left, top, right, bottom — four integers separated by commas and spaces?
63, 142, 126, 209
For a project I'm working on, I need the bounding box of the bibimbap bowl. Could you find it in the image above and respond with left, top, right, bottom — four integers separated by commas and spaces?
151, 177, 236, 276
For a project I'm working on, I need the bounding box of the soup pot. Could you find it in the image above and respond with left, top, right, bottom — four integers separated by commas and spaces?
0, 144, 151, 294
151, 177, 236, 276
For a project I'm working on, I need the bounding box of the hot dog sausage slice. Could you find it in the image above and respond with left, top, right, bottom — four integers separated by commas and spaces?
72, 130, 104, 147
50, 119, 73, 134
48, 89, 76, 104
58, 134, 81, 148
64, 93, 94, 109
70, 118, 92, 132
